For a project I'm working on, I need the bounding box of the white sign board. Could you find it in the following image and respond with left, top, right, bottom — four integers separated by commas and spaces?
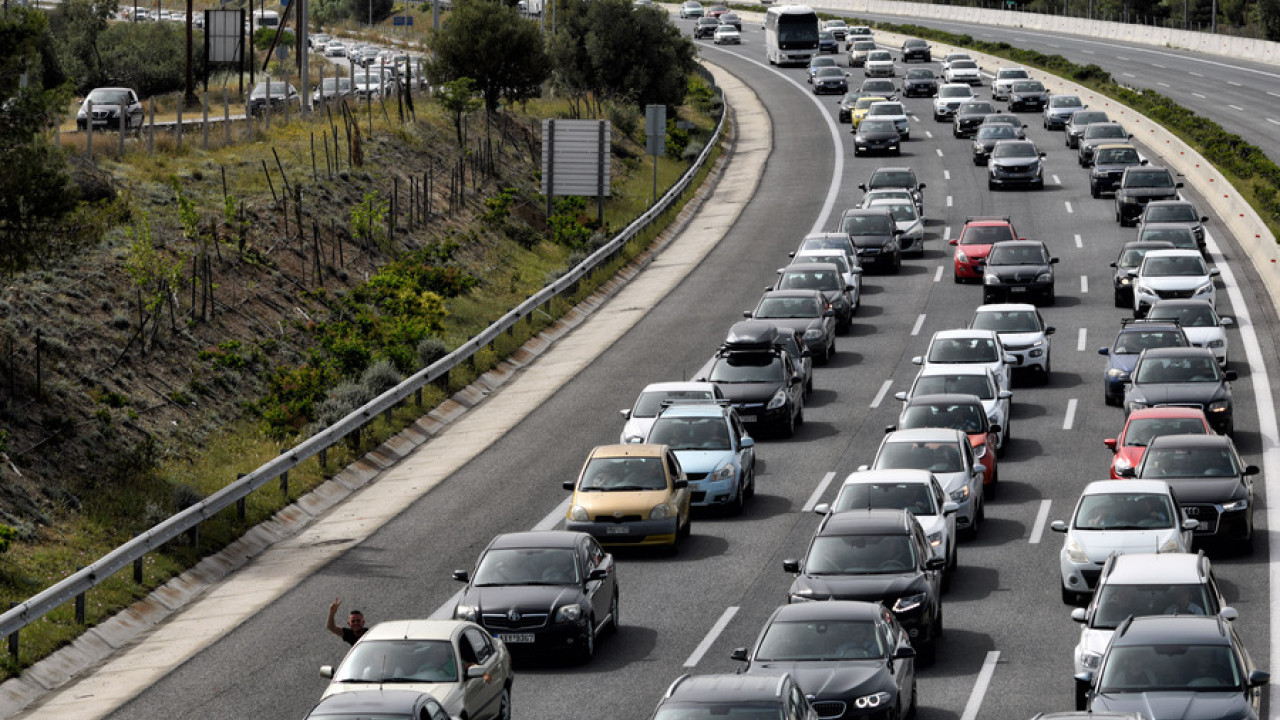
206, 9, 244, 63
541, 119, 611, 198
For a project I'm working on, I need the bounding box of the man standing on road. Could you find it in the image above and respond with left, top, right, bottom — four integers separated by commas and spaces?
326, 597, 368, 645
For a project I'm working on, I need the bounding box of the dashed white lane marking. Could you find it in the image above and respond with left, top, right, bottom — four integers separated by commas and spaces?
946, 195, 953, 207
802, 472, 837, 513
1052, 174, 1061, 184
936, 148, 944, 157
1192, 92, 1207, 99
911, 314, 927, 336
1077, 328, 1087, 352
944, 225, 952, 241
1063, 399, 1078, 430
1268, 91, 1280, 98
1081, 275, 1089, 293
944, 170, 951, 180
1189, 71, 1204, 77
1082, 49, 1095, 54
1064, 201, 1073, 214
1229, 104, 1244, 111
1122, 72, 1135, 78
960, 651, 1002, 720
1228, 80, 1243, 86
1157, 81, 1170, 88
1029, 500, 1053, 544
684, 607, 739, 667
1074, 233, 1083, 248
1116, 55, 1129, 61
1268, 118, 1280, 126
925, 130, 934, 139
870, 379, 893, 408
934, 266, 944, 282
1152, 62, 1167, 69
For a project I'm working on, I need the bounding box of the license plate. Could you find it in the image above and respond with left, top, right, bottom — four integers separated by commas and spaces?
606, 526, 630, 534
739, 415, 757, 422
497, 633, 534, 643
1010, 286, 1027, 293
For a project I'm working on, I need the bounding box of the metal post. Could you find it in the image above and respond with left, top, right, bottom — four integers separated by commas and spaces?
597, 120, 605, 226
133, 556, 144, 583
7, 603, 17, 660
280, 470, 288, 496
224, 88, 230, 145
202, 90, 209, 149
148, 98, 155, 154
177, 94, 184, 148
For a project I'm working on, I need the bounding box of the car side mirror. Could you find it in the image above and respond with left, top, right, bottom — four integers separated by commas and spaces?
1050, 257, 1060, 264
942, 501, 959, 515
998, 390, 1013, 399
925, 557, 946, 571
465, 665, 488, 679
845, 284, 856, 291
1103, 438, 1117, 451
857, 464, 869, 471
1175, 181, 1185, 188
1221, 316, 1234, 325
1039, 151, 1046, 157
885, 424, 897, 433
894, 391, 908, 401
620, 409, 632, 420
1004, 354, 1019, 365
673, 479, 689, 490
588, 567, 609, 581
1045, 327, 1056, 335
824, 309, 836, 317
742, 436, 755, 449
918, 183, 926, 190
988, 423, 1001, 434
782, 558, 800, 573
730, 647, 749, 662
1244, 464, 1260, 475
1140, 159, 1148, 165
1247, 670, 1270, 688
453, 570, 469, 582
743, 310, 753, 318
320, 664, 335, 678
973, 463, 987, 475
1050, 520, 1068, 533
1182, 518, 1200, 531
1109, 262, 1118, 268
1074, 671, 1095, 687
948, 238, 958, 246
1071, 607, 1087, 623
1209, 268, 1221, 276
1200, 216, 1209, 222
911, 355, 924, 365
857, 183, 868, 191
1225, 369, 1238, 381
814, 503, 832, 515
893, 645, 916, 659
1127, 269, 1138, 277
562, 480, 576, 490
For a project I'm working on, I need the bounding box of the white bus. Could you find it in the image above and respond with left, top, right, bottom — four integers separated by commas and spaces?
764, 5, 820, 67
253, 8, 280, 28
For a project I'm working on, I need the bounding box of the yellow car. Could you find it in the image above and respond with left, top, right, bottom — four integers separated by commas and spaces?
563, 444, 692, 552
850, 95, 888, 128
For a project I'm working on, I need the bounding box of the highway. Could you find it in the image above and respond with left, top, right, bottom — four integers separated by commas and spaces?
71, 17, 1279, 720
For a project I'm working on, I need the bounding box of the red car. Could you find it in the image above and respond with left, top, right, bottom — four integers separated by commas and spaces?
950, 216, 1020, 283
1103, 406, 1214, 479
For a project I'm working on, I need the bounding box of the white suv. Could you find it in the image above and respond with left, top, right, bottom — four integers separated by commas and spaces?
933, 83, 975, 121
991, 66, 1031, 100
1131, 248, 1219, 317
912, 328, 1015, 392
969, 304, 1055, 382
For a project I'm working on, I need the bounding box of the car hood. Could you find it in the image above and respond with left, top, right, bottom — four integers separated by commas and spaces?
994, 330, 1046, 348
858, 129, 900, 141
1092, 690, 1252, 720
1180, 327, 1225, 346
1157, 477, 1246, 503
748, 662, 886, 697
986, 262, 1051, 278
1107, 352, 1138, 374
1073, 529, 1179, 559
324, 683, 465, 717
849, 233, 897, 249
716, 381, 785, 404
990, 157, 1042, 170
1078, 626, 1114, 660
762, 317, 826, 336
620, 417, 656, 443
791, 572, 929, 601
1128, 382, 1227, 405
460, 585, 583, 614
672, 449, 734, 474
1139, 276, 1210, 291
573, 488, 672, 515
928, 470, 970, 494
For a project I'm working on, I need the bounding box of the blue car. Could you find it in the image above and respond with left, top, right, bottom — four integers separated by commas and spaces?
818, 30, 838, 54
643, 401, 756, 514
1097, 318, 1188, 406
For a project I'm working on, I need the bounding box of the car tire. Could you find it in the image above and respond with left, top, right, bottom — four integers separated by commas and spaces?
497, 687, 512, 720
988, 177, 996, 190
728, 480, 745, 516
1044, 288, 1056, 306
579, 621, 595, 663
1113, 289, 1125, 308
1091, 185, 1101, 199
745, 462, 756, 499
906, 680, 919, 720
941, 562, 952, 593
606, 589, 620, 635
796, 403, 805, 426
805, 376, 814, 398
780, 406, 796, 438
1074, 680, 1089, 711
892, 253, 902, 274
919, 635, 937, 666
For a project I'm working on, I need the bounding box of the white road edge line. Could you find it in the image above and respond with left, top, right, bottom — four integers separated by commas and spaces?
684, 606, 739, 667
802, 472, 838, 513
911, 314, 927, 336
1063, 399, 1078, 430
1077, 328, 1087, 352
1029, 499, 1053, 544
960, 651, 1001, 720
870, 379, 893, 409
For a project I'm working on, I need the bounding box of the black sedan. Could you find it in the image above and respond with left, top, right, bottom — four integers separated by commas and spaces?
971, 123, 1020, 165
1007, 79, 1049, 111
247, 81, 301, 117
953, 100, 998, 137
982, 239, 1057, 304
693, 16, 718, 38
854, 118, 902, 157
1134, 434, 1257, 551
745, 289, 837, 363
812, 66, 849, 95
453, 530, 619, 662
901, 68, 938, 97
731, 602, 918, 720
1110, 240, 1175, 307
1077, 122, 1131, 166
1124, 347, 1236, 434
694, 330, 806, 437
900, 38, 932, 62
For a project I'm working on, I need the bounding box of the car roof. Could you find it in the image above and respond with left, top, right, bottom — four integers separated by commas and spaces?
1114, 614, 1230, 644
991, 239, 1047, 249
664, 673, 791, 702
1144, 199, 1194, 207
656, 403, 730, 420
640, 381, 719, 393
843, 207, 894, 218
1094, 142, 1135, 151
361, 619, 466, 642
784, 262, 840, 272
1145, 433, 1233, 450
882, 427, 967, 443
1121, 240, 1177, 250
903, 393, 984, 408
1117, 319, 1182, 333
1125, 406, 1209, 420
762, 289, 825, 300
1103, 552, 1207, 585
963, 216, 1013, 226
841, 468, 935, 485
820, 508, 915, 535
770, 600, 882, 623
918, 364, 993, 378
1136, 346, 1217, 361
1081, 479, 1171, 495
974, 302, 1038, 313
588, 443, 667, 459
1150, 298, 1215, 310
933, 328, 999, 340
489, 530, 587, 550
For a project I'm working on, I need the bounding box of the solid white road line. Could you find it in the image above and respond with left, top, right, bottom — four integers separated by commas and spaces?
870, 379, 893, 408
1081, 275, 1089, 293
802, 472, 838, 513
1077, 328, 1087, 352
1268, 118, 1280, 126
960, 651, 1002, 720
1063, 399, 1078, 430
934, 266, 944, 282
536, 497, 572, 531
1029, 499, 1053, 544
685, 607, 739, 667
911, 314, 927, 336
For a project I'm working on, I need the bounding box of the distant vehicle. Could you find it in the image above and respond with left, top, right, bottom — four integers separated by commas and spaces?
313, 77, 353, 104
1043, 93, 1085, 129
901, 38, 931, 62
713, 24, 741, 44
76, 87, 144, 131
247, 81, 301, 117
679, 0, 703, 18
693, 16, 719, 38
764, 4, 819, 66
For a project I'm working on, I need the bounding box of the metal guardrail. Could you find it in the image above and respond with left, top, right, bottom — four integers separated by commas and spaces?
0, 69, 726, 645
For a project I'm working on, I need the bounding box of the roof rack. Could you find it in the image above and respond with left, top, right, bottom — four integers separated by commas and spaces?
964, 215, 1012, 223
659, 398, 731, 409
1120, 317, 1181, 326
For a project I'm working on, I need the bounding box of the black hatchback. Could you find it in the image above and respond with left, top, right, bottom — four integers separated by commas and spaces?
981, 240, 1058, 305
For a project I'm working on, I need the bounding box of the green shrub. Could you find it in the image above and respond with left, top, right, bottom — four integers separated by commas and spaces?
0, 524, 15, 555
416, 337, 450, 366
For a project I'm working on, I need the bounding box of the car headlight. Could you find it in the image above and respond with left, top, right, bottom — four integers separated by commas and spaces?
649, 503, 672, 520
854, 692, 893, 709
1222, 498, 1248, 511
1118, 275, 1132, 286
1194, 282, 1213, 296
984, 274, 1000, 285
568, 505, 589, 522
973, 443, 987, 459
1113, 455, 1132, 472
1035, 272, 1053, 283
1065, 537, 1089, 563
927, 531, 943, 548
949, 485, 970, 503
1158, 535, 1181, 553
555, 603, 583, 622
892, 593, 926, 613
956, 250, 969, 262
789, 593, 816, 603
882, 240, 897, 252
767, 388, 788, 410
1120, 195, 1139, 204
711, 465, 735, 483
1208, 400, 1230, 413
1135, 282, 1154, 295
455, 605, 478, 621
1080, 651, 1102, 671
973, 143, 984, 153
1208, 339, 1225, 348
803, 328, 824, 340
1128, 400, 1150, 412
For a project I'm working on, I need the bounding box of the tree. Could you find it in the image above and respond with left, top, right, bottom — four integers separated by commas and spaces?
345, 0, 396, 25
427, 0, 549, 112
47, 0, 119, 92
550, 0, 696, 115
435, 77, 482, 145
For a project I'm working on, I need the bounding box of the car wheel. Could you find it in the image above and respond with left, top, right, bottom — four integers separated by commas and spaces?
907, 680, 919, 720
919, 635, 937, 666
779, 405, 796, 438
805, 376, 813, 398
825, 341, 835, 363
941, 560, 952, 593
745, 462, 756, 499
728, 479, 745, 516
606, 589, 620, 634
892, 253, 902, 274
1075, 680, 1089, 711
1091, 185, 1100, 199
796, 403, 805, 426
497, 687, 512, 720
579, 620, 596, 663
1044, 288, 1056, 305
1113, 289, 1125, 308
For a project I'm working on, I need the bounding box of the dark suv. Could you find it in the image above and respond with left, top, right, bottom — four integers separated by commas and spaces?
783, 509, 946, 663
694, 322, 806, 437
1098, 318, 1189, 405
981, 240, 1058, 305
693, 16, 718, 38
649, 673, 818, 720
1080, 615, 1269, 719
1135, 434, 1257, 551
859, 167, 925, 215
901, 38, 932, 62
1090, 143, 1145, 197
1123, 347, 1236, 434
1115, 166, 1183, 226
953, 100, 998, 137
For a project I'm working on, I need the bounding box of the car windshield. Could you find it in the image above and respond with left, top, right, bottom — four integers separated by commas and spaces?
1138, 227, 1196, 248
632, 389, 716, 418
810, 57, 837, 69
1113, 329, 1186, 353
649, 416, 731, 451
1134, 356, 1219, 383
999, 69, 1029, 80
827, 19, 846, 27
1126, 171, 1175, 188
842, 214, 894, 235
86, 89, 130, 104
800, 235, 854, 254
332, 639, 458, 683
1073, 111, 1109, 125
472, 547, 579, 586
939, 86, 970, 98
798, 254, 850, 274
952, 60, 977, 70
1117, 246, 1165, 267
833, 482, 937, 515
867, 51, 892, 61
906, 69, 933, 79
754, 619, 886, 661
877, 441, 963, 473
1098, 645, 1240, 692
320, 78, 350, 90
1092, 584, 1212, 629
853, 41, 876, 50
815, 67, 843, 78
972, 310, 1039, 333
859, 119, 896, 133
779, 269, 839, 292
913, 374, 994, 399
855, 97, 883, 110
1146, 205, 1198, 223
861, 81, 894, 93
1086, 125, 1128, 139
960, 225, 1014, 245
653, 703, 783, 720
977, 126, 1018, 140
1122, 417, 1208, 446
987, 244, 1048, 265
709, 354, 784, 384
1143, 256, 1207, 277
805, 534, 916, 574
1096, 147, 1139, 164
1051, 96, 1082, 108
1142, 447, 1238, 477
578, 457, 668, 491
252, 82, 291, 95
1012, 81, 1044, 92
756, 296, 821, 319
868, 171, 915, 189
876, 203, 916, 223
868, 104, 904, 116
1073, 492, 1175, 530
959, 102, 993, 114
992, 143, 1037, 158
1148, 304, 1217, 327
901, 403, 986, 434
928, 337, 998, 363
